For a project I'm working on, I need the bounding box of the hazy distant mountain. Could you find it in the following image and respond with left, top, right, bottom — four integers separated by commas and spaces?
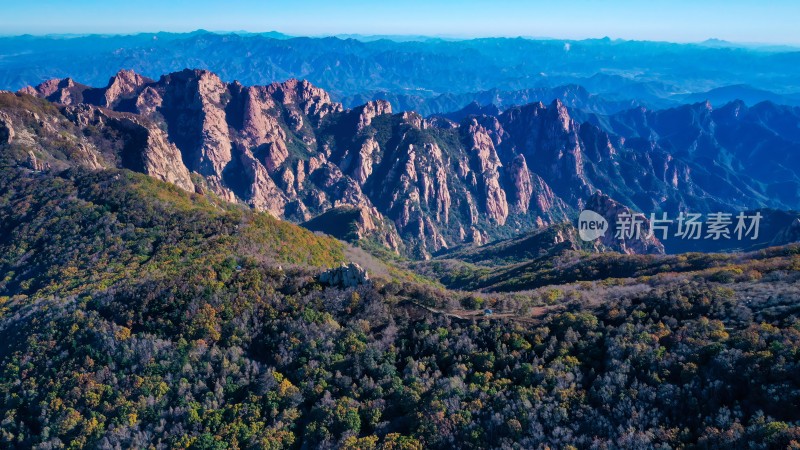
3, 31, 800, 108
680, 84, 800, 107
340, 84, 645, 116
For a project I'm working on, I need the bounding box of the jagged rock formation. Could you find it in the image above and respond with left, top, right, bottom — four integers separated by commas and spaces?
0, 93, 194, 191
62, 103, 195, 191
318, 263, 370, 287
25, 151, 45, 171
508, 154, 532, 213
585, 192, 665, 255
302, 205, 402, 252
10, 69, 800, 257
100, 69, 153, 107
464, 118, 508, 224
0, 112, 13, 145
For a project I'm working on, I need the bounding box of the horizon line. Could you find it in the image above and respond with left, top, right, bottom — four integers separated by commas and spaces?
1, 29, 799, 49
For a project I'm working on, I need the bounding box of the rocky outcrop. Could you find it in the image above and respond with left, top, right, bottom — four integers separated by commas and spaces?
497, 100, 592, 209
302, 205, 402, 252
348, 138, 378, 184
29, 78, 68, 99
0, 112, 14, 145
318, 263, 370, 287
102, 69, 153, 107
18, 69, 778, 257
135, 86, 163, 116
192, 70, 233, 177
355, 100, 392, 131
237, 149, 287, 216
17, 86, 37, 96
22, 70, 153, 109
133, 120, 195, 192
267, 78, 341, 119
25, 151, 45, 171
465, 119, 508, 224
528, 174, 570, 227
509, 154, 532, 213
23, 78, 88, 105
370, 137, 453, 256
60, 103, 195, 191
584, 192, 665, 255
236, 84, 289, 172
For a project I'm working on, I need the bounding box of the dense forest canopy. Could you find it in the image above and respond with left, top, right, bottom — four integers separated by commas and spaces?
0, 166, 799, 449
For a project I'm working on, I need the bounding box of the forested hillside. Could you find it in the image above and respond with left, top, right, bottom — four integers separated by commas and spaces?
1, 165, 800, 448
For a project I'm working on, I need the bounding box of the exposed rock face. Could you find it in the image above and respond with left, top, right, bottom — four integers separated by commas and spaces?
528, 174, 569, 227
0, 112, 14, 145
465, 119, 508, 224
15, 69, 797, 257
126, 118, 195, 192
267, 78, 340, 119
63, 103, 196, 190
355, 100, 392, 131
32, 78, 69, 101
160, 69, 233, 177
17, 86, 37, 96
585, 192, 665, 255
338, 137, 379, 185
301, 205, 402, 252
237, 149, 287, 216
22, 70, 153, 110
236, 85, 289, 172
367, 136, 453, 257
509, 154, 533, 213
26, 151, 45, 171
499, 100, 591, 208
25, 78, 89, 105
318, 263, 370, 288
126, 70, 352, 216
135, 86, 163, 116
102, 69, 153, 107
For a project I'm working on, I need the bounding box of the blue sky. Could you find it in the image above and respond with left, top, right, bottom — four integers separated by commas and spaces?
2, 0, 799, 44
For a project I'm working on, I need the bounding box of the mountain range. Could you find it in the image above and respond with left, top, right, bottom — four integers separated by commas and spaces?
3, 31, 800, 112
4, 133, 800, 449
3, 68, 800, 256
3, 32, 800, 450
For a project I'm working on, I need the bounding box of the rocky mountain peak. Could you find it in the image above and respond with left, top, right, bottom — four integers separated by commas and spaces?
585, 191, 665, 255
24, 77, 86, 105
549, 98, 573, 131
103, 69, 153, 107
10, 69, 792, 257
38, 78, 73, 96
266, 78, 341, 118
355, 100, 392, 131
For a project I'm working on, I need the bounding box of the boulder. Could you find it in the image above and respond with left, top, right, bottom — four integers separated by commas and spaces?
319, 263, 370, 288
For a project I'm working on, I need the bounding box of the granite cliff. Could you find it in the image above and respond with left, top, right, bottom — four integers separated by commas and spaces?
8, 69, 800, 256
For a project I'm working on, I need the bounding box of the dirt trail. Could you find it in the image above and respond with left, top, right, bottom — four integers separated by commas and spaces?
407, 302, 558, 324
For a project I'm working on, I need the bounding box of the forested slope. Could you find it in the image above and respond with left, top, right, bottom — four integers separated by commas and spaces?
0, 166, 800, 448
